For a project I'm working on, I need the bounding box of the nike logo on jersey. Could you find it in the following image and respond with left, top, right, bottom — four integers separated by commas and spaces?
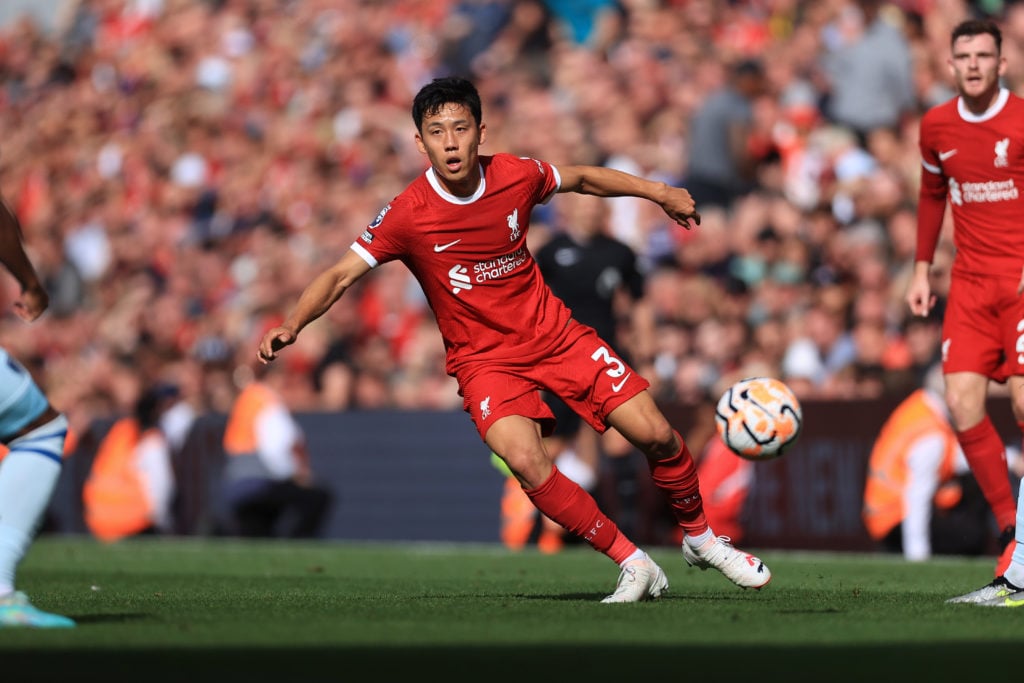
434, 239, 462, 252
938, 149, 957, 161
611, 373, 631, 393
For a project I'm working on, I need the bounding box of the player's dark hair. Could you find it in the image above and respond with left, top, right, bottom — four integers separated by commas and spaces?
412, 77, 482, 131
951, 18, 1002, 53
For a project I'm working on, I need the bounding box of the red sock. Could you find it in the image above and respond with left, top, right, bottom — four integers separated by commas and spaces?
647, 432, 709, 537
958, 416, 1016, 529
525, 466, 636, 564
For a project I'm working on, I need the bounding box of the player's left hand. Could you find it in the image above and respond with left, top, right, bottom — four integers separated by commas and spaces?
1018, 265, 1024, 296
14, 285, 48, 322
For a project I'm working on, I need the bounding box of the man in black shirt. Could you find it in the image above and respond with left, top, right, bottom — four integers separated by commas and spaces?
500, 193, 651, 551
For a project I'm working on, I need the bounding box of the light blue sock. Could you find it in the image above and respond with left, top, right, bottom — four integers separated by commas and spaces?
0, 416, 65, 595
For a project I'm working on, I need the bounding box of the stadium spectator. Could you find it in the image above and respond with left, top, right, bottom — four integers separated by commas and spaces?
83, 383, 178, 543
220, 362, 332, 539
544, 0, 621, 51
781, 297, 857, 398
905, 19, 1024, 604
684, 58, 769, 211
537, 192, 652, 538
819, 0, 915, 144
862, 372, 991, 562
497, 191, 652, 552
257, 76, 771, 602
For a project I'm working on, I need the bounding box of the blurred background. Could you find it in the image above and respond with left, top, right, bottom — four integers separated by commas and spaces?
0, 0, 1020, 555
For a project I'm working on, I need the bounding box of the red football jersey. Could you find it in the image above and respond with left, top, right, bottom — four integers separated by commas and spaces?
918, 89, 1024, 279
351, 153, 572, 376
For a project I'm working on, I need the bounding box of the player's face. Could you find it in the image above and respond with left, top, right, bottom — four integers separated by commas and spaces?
949, 33, 1005, 109
415, 103, 486, 197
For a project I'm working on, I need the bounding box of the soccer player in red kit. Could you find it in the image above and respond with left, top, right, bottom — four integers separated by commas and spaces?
258, 76, 770, 602
906, 19, 1024, 605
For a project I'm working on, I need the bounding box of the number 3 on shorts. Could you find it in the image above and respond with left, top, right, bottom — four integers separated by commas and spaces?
591, 345, 626, 378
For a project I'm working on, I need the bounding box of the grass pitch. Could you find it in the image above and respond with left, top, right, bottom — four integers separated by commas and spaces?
5, 537, 1021, 682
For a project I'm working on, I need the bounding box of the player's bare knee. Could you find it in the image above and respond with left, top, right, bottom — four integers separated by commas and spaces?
944, 389, 983, 431
629, 420, 676, 460
498, 448, 552, 489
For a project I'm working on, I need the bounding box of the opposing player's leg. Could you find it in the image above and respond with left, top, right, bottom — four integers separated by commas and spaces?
954, 512, 1024, 605
607, 392, 771, 590
954, 385, 1024, 604
972, 466, 1024, 606
998, 374, 1024, 575
947, 576, 1022, 604
0, 396, 74, 628
996, 522, 1016, 577
0, 590, 74, 628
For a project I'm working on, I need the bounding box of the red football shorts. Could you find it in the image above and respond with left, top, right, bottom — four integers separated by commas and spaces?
458, 320, 650, 440
942, 271, 1024, 381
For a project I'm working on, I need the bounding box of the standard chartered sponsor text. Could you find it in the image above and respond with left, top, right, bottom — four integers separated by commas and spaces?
474, 247, 528, 281
962, 179, 1019, 203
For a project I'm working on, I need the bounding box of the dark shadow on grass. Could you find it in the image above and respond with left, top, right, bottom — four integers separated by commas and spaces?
519, 592, 605, 601
10, 643, 1019, 682
70, 613, 152, 625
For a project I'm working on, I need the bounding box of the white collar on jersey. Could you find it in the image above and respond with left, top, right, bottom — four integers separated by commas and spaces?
957, 87, 1009, 123
426, 165, 486, 205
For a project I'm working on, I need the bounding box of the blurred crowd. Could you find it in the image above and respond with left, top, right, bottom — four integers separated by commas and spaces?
0, 0, 1014, 439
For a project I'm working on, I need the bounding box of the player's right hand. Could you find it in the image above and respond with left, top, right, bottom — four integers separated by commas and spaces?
905, 279, 935, 317
662, 186, 701, 228
257, 327, 295, 363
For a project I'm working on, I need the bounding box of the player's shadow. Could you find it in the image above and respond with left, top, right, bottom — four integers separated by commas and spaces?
70, 613, 152, 625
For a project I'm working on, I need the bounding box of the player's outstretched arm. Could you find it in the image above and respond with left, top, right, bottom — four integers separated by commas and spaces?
557, 164, 701, 229
0, 196, 48, 322
258, 249, 371, 363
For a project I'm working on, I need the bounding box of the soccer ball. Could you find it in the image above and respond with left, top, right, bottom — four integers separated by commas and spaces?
715, 376, 803, 461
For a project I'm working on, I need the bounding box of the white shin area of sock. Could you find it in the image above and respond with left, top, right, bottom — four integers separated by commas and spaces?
620, 548, 646, 567
0, 451, 62, 594
684, 529, 714, 549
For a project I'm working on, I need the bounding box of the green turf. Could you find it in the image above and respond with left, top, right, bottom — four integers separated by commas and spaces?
4, 537, 1021, 681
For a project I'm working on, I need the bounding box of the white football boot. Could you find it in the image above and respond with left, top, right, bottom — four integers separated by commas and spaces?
683, 535, 771, 589
601, 553, 669, 603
